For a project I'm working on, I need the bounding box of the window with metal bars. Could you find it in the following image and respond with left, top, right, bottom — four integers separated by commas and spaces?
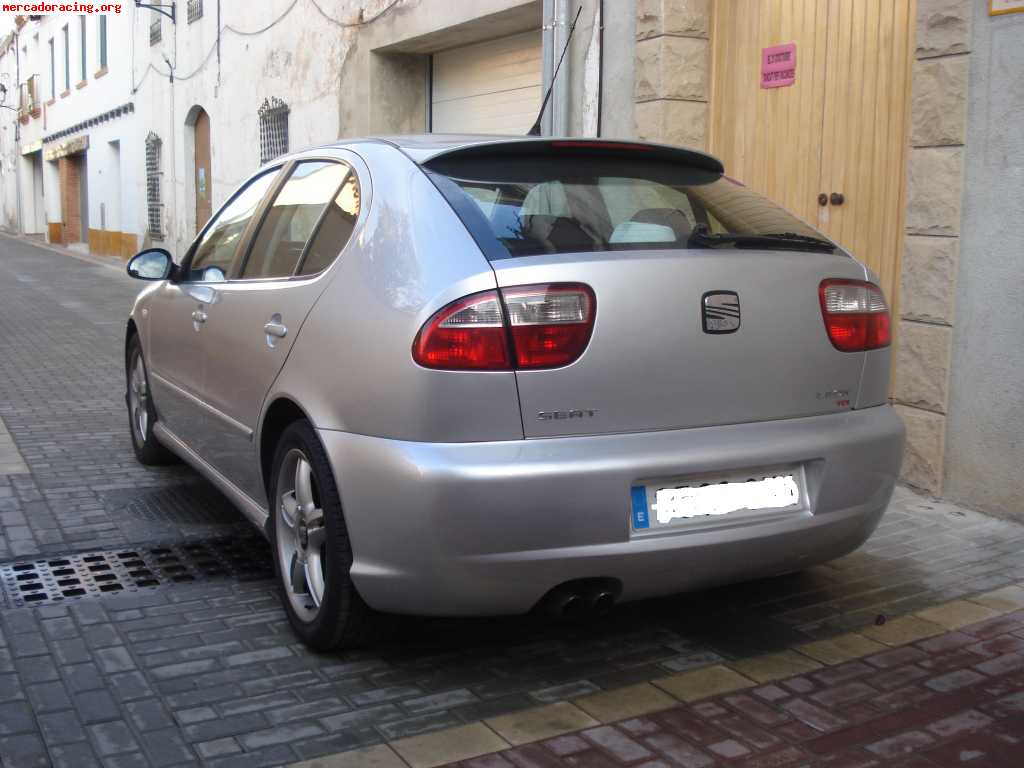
187, 0, 203, 23
149, 16, 161, 45
258, 97, 290, 165
145, 133, 164, 241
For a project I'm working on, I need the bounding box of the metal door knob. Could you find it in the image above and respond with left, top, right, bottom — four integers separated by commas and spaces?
830, 192, 845, 206
264, 322, 287, 339
818, 193, 828, 206
191, 310, 207, 323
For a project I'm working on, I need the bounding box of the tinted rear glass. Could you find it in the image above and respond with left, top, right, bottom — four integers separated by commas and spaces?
425, 154, 830, 260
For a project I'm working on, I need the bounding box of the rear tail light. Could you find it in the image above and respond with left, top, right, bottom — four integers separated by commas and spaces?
502, 285, 595, 369
819, 279, 891, 352
413, 283, 595, 370
412, 291, 510, 370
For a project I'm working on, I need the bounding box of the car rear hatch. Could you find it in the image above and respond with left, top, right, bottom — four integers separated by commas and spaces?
421, 140, 884, 438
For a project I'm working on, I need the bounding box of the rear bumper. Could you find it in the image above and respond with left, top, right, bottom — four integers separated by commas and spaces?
320, 406, 905, 615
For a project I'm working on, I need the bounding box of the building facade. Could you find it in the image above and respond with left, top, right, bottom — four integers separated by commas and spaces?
0, 0, 1020, 519
0, 12, 141, 257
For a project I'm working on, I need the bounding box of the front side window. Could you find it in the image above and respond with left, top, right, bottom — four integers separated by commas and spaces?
241, 162, 350, 279
188, 170, 279, 281
427, 153, 828, 260
48, 39, 54, 98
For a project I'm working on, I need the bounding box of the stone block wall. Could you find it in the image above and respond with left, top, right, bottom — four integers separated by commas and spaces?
633, 0, 710, 149
896, 0, 972, 493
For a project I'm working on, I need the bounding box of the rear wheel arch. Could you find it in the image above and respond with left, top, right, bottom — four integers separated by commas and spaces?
259, 397, 314, 497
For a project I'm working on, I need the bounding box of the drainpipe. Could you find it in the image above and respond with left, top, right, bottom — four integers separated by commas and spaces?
165, 18, 177, 254
541, 0, 570, 137
597, 0, 603, 137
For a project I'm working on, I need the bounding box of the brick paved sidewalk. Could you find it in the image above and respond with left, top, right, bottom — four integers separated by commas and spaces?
327, 591, 1024, 768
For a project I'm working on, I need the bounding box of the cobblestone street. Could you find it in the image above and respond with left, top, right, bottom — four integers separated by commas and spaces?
2, 234, 1024, 768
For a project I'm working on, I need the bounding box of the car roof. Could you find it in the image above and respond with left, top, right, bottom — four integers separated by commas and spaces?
312, 134, 725, 174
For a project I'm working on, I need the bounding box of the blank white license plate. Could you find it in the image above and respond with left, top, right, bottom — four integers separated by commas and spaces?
631, 472, 801, 531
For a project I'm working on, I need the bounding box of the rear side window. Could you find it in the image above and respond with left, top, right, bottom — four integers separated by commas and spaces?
425, 154, 827, 260
241, 161, 350, 279
298, 169, 360, 276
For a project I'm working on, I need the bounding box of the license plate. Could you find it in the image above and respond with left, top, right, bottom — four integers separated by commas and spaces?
631, 471, 801, 531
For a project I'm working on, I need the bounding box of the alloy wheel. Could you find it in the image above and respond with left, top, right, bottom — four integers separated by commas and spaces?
129, 354, 149, 442
275, 449, 328, 622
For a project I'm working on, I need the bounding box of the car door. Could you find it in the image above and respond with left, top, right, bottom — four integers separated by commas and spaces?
146, 168, 282, 455
196, 159, 362, 503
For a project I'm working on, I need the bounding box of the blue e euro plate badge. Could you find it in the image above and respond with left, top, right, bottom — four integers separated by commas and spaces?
630, 486, 650, 530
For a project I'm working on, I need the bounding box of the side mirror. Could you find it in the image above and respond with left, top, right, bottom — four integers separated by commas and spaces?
127, 248, 175, 281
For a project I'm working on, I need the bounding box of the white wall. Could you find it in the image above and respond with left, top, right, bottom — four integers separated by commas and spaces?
0, 34, 18, 231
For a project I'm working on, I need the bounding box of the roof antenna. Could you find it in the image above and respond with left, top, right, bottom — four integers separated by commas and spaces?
528, 5, 583, 136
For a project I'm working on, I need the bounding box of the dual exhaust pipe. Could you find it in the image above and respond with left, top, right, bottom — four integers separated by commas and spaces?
539, 578, 622, 618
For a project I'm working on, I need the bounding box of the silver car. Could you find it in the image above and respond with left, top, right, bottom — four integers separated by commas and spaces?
124, 135, 905, 649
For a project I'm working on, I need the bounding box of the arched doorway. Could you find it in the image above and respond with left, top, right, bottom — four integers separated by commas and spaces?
188, 106, 212, 233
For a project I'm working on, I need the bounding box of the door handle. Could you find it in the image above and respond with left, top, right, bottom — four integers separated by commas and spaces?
191, 309, 207, 323
818, 193, 828, 206
264, 322, 287, 339
830, 192, 845, 206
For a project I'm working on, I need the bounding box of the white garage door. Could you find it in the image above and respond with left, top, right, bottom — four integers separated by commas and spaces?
431, 31, 543, 135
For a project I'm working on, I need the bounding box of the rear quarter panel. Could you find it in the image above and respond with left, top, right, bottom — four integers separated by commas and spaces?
268, 142, 524, 442
856, 265, 893, 408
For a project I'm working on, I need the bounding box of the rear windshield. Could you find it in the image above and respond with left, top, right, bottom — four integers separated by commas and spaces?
424, 154, 830, 261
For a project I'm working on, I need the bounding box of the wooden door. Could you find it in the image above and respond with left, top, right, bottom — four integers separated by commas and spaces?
818, 0, 914, 309
194, 109, 212, 233
709, 0, 830, 225
709, 1, 915, 306
58, 154, 84, 243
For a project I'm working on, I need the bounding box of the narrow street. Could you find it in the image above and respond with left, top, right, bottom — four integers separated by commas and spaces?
1, 234, 1023, 768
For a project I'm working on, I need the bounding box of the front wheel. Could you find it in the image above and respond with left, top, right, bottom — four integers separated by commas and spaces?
126, 335, 177, 466
269, 420, 389, 650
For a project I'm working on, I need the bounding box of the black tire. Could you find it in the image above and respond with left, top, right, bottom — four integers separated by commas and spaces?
126, 334, 178, 466
268, 420, 390, 651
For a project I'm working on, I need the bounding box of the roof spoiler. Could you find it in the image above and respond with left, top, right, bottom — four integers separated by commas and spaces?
422, 138, 725, 175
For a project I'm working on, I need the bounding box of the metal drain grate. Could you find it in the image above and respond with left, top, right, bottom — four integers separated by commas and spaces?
0, 536, 272, 607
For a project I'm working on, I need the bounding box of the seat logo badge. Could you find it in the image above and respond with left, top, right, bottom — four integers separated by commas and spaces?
702, 291, 741, 334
